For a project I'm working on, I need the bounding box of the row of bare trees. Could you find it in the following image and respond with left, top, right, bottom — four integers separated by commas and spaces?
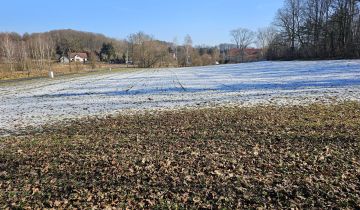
0, 29, 222, 71
0, 30, 128, 72
228, 0, 360, 62
128, 32, 170, 68
174, 35, 220, 67
268, 0, 360, 60
0, 33, 54, 72
226, 27, 277, 63
128, 32, 220, 67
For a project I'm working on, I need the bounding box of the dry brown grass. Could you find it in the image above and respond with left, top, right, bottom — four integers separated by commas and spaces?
0, 63, 132, 80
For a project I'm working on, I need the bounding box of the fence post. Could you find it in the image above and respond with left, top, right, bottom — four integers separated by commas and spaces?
49, 71, 54, 78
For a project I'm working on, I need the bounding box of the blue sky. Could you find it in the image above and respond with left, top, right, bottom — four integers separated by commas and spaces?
0, 0, 283, 45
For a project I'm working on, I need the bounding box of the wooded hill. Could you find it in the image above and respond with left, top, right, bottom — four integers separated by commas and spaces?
0, 30, 220, 72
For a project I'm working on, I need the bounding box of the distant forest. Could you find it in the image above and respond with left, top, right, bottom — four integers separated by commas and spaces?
0, 0, 360, 72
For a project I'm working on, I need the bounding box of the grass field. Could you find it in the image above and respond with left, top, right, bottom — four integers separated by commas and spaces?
0, 63, 133, 81
1, 102, 359, 209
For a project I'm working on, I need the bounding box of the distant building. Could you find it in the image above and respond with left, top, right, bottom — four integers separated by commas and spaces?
244, 48, 262, 60
227, 48, 261, 63
59, 56, 70, 63
70, 53, 88, 63
228, 48, 241, 61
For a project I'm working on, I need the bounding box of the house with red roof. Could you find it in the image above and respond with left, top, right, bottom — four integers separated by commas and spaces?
70, 53, 88, 63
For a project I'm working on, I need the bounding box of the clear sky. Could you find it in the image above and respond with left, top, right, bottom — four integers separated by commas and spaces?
0, 0, 284, 46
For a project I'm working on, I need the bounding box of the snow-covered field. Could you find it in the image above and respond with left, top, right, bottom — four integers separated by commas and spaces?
1, 60, 360, 135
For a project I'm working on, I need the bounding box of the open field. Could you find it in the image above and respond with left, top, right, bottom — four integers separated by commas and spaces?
1, 60, 360, 136
0, 63, 132, 81
1, 102, 359, 209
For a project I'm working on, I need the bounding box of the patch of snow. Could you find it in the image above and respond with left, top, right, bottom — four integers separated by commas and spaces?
1, 60, 360, 136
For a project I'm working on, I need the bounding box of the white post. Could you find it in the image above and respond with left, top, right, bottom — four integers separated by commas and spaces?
49, 71, 54, 79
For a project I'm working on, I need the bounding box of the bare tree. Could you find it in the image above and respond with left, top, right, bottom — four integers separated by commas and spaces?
44, 36, 54, 69
172, 37, 178, 62
28, 35, 54, 70
275, 0, 304, 56
0, 33, 16, 71
257, 26, 278, 57
16, 41, 29, 71
128, 32, 151, 67
184, 35, 193, 66
230, 28, 255, 62
128, 32, 169, 68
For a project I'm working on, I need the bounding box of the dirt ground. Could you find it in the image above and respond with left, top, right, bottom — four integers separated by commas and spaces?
1, 103, 359, 209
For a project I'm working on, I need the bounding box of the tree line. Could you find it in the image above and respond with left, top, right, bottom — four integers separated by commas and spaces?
225, 0, 360, 61
0, 32, 54, 72
0, 30, 125, 71
1, 0, 359, 72
267, 0, 360, 60
0, 30, 221, 71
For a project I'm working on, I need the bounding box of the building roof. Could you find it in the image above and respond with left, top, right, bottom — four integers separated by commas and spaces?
228, 48, 241, 57
70, 53, 88, 59
228, 48, 261, 57
244, 48, 261, 55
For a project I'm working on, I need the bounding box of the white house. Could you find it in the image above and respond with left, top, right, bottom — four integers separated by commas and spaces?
70, 53, 88, 63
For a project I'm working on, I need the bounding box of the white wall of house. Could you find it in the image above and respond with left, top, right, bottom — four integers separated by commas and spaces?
71, 55, 87, 62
